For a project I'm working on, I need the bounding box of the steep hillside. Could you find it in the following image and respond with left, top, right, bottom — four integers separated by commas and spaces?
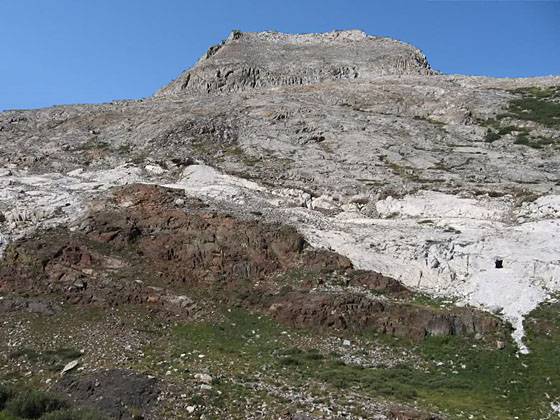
0, 30, 559, 419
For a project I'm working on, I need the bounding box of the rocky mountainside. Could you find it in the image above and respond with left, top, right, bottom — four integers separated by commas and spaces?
0, 30, 559, 419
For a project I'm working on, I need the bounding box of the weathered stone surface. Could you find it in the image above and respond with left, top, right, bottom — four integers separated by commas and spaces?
156, 30, 433, 96
266, 290, 503, 341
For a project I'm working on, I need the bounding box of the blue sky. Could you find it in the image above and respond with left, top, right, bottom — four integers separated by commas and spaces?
0, 0, 558, 111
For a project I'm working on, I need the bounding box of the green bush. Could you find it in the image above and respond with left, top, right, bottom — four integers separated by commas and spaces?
506, 87, 560, 128
514, 133, 557, 149
4, 391, 66, 419
279, 356, 301, 366
484, 129, 501, 143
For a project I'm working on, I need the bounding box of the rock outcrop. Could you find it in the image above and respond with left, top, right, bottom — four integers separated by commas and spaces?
156, 30, 433, 96
0, 184, 505, 342
56, 369, 159, 420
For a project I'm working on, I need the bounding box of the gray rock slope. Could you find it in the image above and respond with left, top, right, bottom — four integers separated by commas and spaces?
1, 30, 559, 350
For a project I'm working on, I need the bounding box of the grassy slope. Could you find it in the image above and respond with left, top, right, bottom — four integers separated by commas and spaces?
136, 305, 560, 419
1, 299, 559, 419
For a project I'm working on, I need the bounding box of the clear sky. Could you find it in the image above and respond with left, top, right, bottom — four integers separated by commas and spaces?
0, 0, 558, 111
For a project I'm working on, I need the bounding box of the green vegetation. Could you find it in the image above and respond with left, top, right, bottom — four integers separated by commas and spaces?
4, 390, 66, 419
77, 139, 110, 152
9, 348, 81, 373
356, 178, 385, 187
442, 225, 462, 234
481, 86, 560, 149
410, 292, 455, 309
384, 160, 445, 184
484, 121, 556, 149
0, 385, 105, 420
223, 146, 261, 166
484, 129, 501, 143
3, 298, 560, 419
483, 122, 526, 143
413, 115, 448, 131
134, 305, 560, 419
274, 268, 329, 289
417, 219, 434, 225
506, 86, 560, 128
191, 140, 264, 168
513, 133, 557, 149
481, 118, 532, 144
386, 161, 423, 182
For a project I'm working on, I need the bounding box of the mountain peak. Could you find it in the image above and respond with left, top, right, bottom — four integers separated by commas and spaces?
155, 29, 433, 96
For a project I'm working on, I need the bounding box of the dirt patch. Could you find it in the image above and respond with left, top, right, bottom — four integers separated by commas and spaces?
56, 369, 158, 419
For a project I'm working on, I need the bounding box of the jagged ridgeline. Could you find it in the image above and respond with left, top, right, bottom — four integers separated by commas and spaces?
156, 30, 434, 96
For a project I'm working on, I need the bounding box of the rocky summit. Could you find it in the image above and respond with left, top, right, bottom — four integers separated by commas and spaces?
156, 30, 433, 96
0, 30, 559, 419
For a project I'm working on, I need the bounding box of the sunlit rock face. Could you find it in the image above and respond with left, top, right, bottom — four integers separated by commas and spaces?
155, 29, 434, 96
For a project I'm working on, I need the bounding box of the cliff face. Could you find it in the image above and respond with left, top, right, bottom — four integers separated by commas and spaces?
156, 30, 433, 96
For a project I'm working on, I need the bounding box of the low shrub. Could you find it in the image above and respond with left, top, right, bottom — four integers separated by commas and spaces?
5, 391, 66, 419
